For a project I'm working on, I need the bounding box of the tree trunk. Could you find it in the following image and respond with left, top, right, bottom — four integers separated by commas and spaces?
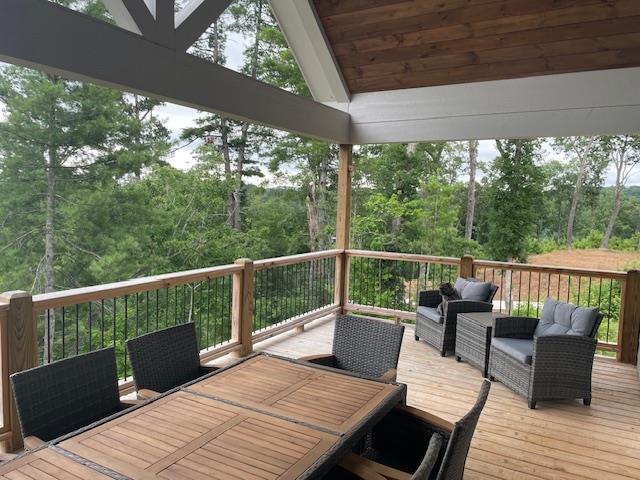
44, 137, 57, 363
306, 181, 320, 251
230, 0, 263, 232
316, 153, 329, 249
220, 118, 234, 227
602, 184, 623, 249
465, 140, 478, 240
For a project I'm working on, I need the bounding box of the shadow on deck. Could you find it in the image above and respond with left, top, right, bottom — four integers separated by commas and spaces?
243, 315, 640, 480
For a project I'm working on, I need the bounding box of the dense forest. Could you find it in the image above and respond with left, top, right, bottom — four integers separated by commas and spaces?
0, 0, 638, 297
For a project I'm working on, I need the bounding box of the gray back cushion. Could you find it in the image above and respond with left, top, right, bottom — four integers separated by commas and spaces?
535, 297, 599, 337
453, 277, 492, 302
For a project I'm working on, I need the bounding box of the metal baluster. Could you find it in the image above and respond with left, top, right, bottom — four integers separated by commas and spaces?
62, 307, 66, 358
587, 277, 592, 306
88, 302, 92, 352
101, 299, 105, 349
526, 271, 532, 316
577, 277, 582, 305
124, 295, 128, 378
75, 304, 80, 355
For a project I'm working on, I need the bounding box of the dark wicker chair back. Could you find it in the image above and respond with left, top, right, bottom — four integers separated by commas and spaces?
127, 322, 201, 393
487, 283, 499, 303
332, 315, 404, 378
589, 313, 604, 339
10, 347, 121, 442
412, 433, 444, 480
436, 380, 491, 480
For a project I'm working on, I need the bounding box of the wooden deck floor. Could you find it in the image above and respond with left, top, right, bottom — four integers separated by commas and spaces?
250, 316, 640, 480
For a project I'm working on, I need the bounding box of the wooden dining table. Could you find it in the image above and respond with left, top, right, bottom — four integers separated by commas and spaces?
0, 353, 406, 480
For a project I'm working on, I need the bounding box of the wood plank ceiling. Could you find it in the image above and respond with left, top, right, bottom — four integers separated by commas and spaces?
312, 0, 640, 93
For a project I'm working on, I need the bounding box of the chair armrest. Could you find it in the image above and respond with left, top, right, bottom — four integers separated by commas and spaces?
340, 453, 410, 480
445, 300, 493, 318
376, 368, 397, 383
418, 290, 441, 308
24, 436, 46, 450
494, 316, 539, 339
120, 399, 143, 408
533, 335, 597, 367
298, 354, 337, 367
137, 389, 161, 400
397, 405, 454, 433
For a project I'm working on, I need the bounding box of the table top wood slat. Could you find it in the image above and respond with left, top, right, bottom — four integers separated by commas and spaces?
59, 389, 340, 480
0, 447, 113, 479
185, 355, 401, 433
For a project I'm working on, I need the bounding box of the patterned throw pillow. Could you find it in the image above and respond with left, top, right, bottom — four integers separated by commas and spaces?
436, 282, 461, 315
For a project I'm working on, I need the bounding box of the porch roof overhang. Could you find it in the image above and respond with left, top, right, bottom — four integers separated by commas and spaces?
1, 0, 639, 144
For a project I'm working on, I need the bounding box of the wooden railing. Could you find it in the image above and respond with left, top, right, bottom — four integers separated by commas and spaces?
344, 250, 639, 362
0, 248, 637, 451
0, 250, 342, 450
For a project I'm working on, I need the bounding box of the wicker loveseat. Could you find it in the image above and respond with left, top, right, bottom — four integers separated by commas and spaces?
489, 297, 603, 409
415, 277, 498, 357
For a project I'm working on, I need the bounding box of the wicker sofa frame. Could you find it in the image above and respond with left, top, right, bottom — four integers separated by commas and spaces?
488, 313, 603, 409
415, 280, 498, 357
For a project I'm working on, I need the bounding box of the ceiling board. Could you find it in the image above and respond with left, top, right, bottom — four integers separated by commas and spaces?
313, 0, 640, 92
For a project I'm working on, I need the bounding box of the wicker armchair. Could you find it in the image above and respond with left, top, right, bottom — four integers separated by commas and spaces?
299, 315, 404, 382
488, 298, 603, 409
332, 380, 491, 480
415, 277, 498, 357
10, 347, 139, 448
126, 322, 218, 399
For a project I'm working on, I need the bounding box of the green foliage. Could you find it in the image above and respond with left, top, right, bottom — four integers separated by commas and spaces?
486, 140, 544, 262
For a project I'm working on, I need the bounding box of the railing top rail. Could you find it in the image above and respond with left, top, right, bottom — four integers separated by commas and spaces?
473, 259, 627, 280
33, 263, 243, 310
253, 249, 342, 271
346, 249, 460, 266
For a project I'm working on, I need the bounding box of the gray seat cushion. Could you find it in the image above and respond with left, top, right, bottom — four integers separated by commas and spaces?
492, 337, 534, 365
453, 277, 493, 302
534, 297, 599, 337
417, 306, 443, 324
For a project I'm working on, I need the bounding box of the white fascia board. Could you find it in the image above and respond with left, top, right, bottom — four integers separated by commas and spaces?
348, 68, 640, 143
269, 0, 350, 104
0, 0, 350, 143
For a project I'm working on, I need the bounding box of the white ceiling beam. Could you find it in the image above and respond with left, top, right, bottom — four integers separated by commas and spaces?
175, 0, 234, 52
348, 68, 640, 143
269, 0, 350, 104
0, 0, 350, 143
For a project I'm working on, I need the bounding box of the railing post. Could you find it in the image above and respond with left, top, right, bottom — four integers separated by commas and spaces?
335, 144, 353, 314
231, 259, 254, 357
460, 255, 474, 279
618, 269, 640, 364
0, 291, 36, 452
334, 252, 350, 314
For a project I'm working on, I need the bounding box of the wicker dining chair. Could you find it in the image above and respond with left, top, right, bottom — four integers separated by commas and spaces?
126, 322, 218, 399
10, 347, 139, 449
331, 380, 491, 480
299, 314, 405, 382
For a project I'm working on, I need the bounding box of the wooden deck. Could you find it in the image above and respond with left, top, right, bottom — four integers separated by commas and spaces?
247, 315, 640, 480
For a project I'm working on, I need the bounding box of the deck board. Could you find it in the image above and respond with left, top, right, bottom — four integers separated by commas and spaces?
248, 316, 640, 480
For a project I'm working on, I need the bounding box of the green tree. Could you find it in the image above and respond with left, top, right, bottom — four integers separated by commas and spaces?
487, 139, 543, 262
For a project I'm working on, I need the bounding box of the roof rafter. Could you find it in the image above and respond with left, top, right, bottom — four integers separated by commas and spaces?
175, 0, 234, 52
0, 0, 350, 143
